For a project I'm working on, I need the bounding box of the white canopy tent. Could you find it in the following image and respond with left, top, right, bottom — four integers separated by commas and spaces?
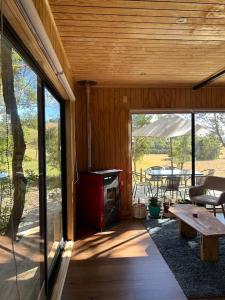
132, 114, 205, 168
133, 115, 204, 138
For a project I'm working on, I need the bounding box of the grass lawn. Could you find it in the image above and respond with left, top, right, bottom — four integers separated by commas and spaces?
134, 149, 225, 177
0, 140, 59, 177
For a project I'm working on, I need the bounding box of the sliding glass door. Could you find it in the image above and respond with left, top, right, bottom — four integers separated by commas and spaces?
0, 37, 43, 299
0, 26, 66, 299
45, 88, 63, 274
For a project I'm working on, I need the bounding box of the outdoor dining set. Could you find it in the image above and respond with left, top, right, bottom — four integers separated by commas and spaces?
132, 166, 215, 202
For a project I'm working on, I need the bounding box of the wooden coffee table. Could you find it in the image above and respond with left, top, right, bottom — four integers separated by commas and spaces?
169, 204, 225, 262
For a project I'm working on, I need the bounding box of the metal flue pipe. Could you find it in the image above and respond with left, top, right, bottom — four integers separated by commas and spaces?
77, 80, 97, 170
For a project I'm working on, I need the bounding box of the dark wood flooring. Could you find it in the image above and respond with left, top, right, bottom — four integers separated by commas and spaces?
62, 220, 189, 300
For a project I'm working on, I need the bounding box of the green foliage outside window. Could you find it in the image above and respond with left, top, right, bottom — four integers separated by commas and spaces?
195, 135, 221, 160
172, 136, 191, 169
132, 115, 152, 171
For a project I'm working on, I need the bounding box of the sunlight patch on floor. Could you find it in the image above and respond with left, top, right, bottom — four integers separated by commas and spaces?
17, 226, 39, 237
7, 267, 38, 281
74, 228, 150, 259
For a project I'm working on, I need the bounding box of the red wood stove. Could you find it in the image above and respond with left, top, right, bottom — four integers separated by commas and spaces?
79, 169, 122, 231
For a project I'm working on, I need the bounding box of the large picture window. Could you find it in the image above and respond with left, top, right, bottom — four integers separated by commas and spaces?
131, 112, 225, 204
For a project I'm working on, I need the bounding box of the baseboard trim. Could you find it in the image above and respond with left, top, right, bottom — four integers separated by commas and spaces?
50, 241, 74, 300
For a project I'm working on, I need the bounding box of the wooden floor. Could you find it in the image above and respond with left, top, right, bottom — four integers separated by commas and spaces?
62, 220, 189, 300
0, 234, 42, 299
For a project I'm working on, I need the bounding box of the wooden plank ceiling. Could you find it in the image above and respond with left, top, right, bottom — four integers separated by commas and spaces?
49, 0, 225, 87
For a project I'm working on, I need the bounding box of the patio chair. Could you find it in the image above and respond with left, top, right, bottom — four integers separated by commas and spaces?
160, 176, 183, 202
132, 172, 153, 200
145, 166, 164, 185
195, 169, 215, 187
189, 175, 225, 217
179, 171, 192, 200
145, 166, 164, 197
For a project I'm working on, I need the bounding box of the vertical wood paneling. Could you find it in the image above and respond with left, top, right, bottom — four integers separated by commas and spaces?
65, 101, 76, 240
75, 88, 88, 172
75, 87, 225, 217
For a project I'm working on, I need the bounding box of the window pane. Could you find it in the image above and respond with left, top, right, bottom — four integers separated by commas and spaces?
195, 113, 225, 181
45, 88, 63, 272
131, 113, 192, 203
0, 38, 43, 299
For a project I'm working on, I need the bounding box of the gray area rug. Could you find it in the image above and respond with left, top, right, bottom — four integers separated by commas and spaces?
144, 218, 225, 298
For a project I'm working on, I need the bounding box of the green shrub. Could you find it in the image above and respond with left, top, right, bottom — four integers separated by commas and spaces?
149, 197, 160, 207
0, 205, 11, 235
196, 135, 221, 160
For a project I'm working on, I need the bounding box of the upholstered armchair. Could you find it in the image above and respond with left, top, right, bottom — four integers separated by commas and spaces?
189, 176, 225, 217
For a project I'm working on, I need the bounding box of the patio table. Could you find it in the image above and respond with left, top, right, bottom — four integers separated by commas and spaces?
145, 169, 203, 197
146, 169, 203, 177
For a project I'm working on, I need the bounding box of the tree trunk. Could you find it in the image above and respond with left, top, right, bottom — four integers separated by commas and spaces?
170, 137, 174, 169
2, 42, 27, 238
214, 113, 225, 147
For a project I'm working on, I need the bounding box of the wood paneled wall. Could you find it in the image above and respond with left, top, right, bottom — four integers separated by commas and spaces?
75, 87, 225, 217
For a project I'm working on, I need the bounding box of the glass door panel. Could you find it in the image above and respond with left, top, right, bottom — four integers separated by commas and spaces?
45, 88, 63, 273
195, 113, 225, 182
0, 23, 66, 298
0, 37, 43, 299
131, 113, 192, 202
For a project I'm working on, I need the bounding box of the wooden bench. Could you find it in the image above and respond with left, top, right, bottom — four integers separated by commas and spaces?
169, 204, 225, 261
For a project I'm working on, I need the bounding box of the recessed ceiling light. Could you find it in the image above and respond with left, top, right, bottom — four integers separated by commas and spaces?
176, 17, 187, 24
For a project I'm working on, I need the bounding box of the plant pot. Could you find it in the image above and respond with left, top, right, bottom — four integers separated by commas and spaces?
163, 202, 170, 213
133, 203, 146, 219
149, 206, 161, 218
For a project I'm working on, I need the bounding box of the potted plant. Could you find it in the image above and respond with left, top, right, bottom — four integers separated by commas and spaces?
148, 196, 161, 218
